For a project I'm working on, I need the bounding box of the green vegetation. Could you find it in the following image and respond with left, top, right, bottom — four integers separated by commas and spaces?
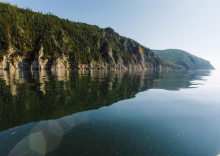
153, 49, 215, 70
0, 2, 164, 69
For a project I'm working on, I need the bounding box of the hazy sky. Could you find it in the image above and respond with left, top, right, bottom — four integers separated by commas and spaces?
1, 0, 220, 69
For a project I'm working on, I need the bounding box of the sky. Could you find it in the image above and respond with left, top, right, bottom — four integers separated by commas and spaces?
1, 0, 220, 69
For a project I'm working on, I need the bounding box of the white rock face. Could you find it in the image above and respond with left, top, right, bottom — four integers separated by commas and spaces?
0, 46, 31, 70
0, 55, 10, 70
0, 44, 166, 71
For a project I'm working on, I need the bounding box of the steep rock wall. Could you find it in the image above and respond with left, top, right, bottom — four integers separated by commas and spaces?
0, 44, 169, 71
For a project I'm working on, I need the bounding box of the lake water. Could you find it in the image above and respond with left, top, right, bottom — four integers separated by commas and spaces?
0, 69, 220, 156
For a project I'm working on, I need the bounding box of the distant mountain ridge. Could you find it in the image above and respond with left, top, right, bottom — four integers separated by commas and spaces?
153, 49, 215, 70
0, 2, 214, 70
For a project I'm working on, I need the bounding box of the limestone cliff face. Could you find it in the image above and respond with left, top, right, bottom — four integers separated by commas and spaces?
0, 43, 169, 71
0, 46, 30, 70
0, 46, 71, 71
0, 30, 172, 71
0, 42, 166, 71
36, 46, 51, 70
33, 47, 72, 70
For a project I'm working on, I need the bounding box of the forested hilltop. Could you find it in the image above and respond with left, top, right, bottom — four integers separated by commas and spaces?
154, 49, 215, 70
0, 2, 173, 71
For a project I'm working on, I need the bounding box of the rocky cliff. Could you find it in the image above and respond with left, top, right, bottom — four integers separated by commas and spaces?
0, 2, 172, 71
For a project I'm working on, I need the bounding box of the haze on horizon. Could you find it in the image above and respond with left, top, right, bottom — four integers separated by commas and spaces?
1, 0, 220, 69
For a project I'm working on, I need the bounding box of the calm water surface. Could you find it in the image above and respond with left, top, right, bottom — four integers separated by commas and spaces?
0, 69, 220, 156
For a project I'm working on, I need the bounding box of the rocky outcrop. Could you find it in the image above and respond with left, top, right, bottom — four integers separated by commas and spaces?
38, 47, 49, 70
0, 45, 169, 71
0, 46, 30, 70
0, 46, 71, 71
32, 47, 73, 70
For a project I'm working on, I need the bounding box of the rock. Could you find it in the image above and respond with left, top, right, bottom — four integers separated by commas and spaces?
0, 43, 170, 71
0, 55, 10, 70
36, 47, 52, 70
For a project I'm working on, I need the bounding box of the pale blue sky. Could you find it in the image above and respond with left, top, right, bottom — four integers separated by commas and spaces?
1, 0, 220, 68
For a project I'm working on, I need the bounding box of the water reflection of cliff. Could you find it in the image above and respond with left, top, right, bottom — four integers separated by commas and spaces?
0, 69, 211, 130
155, 70, 211, 90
